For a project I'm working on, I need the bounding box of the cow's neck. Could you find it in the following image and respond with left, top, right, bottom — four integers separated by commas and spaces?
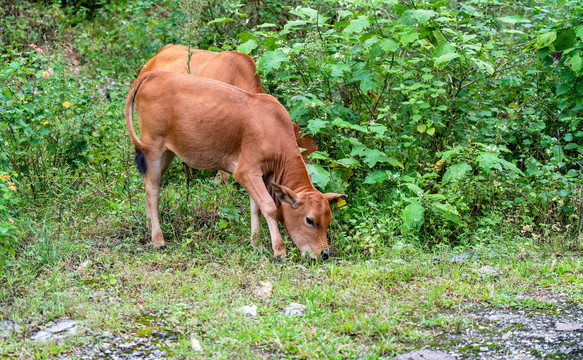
265, 151, 315, 215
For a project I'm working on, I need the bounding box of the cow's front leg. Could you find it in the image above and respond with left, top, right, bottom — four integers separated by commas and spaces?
249, 197, 264, 251
234, 170, 286, 257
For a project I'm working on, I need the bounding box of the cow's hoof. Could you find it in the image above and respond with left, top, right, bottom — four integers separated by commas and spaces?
273, 255, 283, 263
156, 245, 167, 252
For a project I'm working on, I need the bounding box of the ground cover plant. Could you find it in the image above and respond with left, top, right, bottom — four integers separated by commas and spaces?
0, 0, 582, 358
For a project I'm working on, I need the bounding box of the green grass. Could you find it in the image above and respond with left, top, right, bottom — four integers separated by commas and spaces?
1, 1, 582, 358
1, 211, 581, 359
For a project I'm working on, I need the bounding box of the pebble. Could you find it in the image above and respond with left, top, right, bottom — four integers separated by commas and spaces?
394, 350, 456, 360
191, 336, 202, 351
478, 265, 502, 277
285, 302, 307, 317
238, 305, 258, 317
0, 321, 20, 340
555, 321, 583, 331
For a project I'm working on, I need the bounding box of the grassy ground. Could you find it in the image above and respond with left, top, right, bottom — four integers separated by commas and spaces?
1, 206, 581, 359
1, 1, 582, 359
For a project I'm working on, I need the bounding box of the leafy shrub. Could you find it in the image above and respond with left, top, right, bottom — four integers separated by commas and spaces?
0, 172, 18, 266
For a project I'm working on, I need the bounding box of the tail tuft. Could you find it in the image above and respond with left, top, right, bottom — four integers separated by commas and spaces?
134, 150, 147, 174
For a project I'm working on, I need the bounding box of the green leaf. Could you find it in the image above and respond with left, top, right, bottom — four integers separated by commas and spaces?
564, 143, 578, 150
307, 119, 328, 134
433, 42, 458, 67
361, 148, 389, 167
328, 63, 351, 77
351, 69, 378, 92
405, 183, 423, 195
499, 159, 524, 176
570, 54, 582, 76
576, 25, 583, 41
307, 151, 329, 160
208, 17, 234, 25
400, 31, 419, 46
335, 158, 360, 168
257, 23, 277, 29
410, 9, 436, 24
473, 59, 495, 75
443, 162, 472, 184
432, 202, 461, 223
364, 170, 389, 184
306, 164, 330, 189
426, 127, 435, 136
386, 157, 404, 169
497, 15, 530, 24
417, 124, 427, 133
536, 31, 557, 49
237, 39, 258, 54
379, 38, 399, 52
343, 16, 370, 36
476, 152, 501, 174
256, 50, 288, 74
434, 52, 459, 67
557, 84, 570, 96
3, 89, 11, 99
402, 201, 425, 231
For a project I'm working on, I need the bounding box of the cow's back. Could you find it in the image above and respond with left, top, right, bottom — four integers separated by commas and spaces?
140, 45, 263, 93
134, 71, 295, 172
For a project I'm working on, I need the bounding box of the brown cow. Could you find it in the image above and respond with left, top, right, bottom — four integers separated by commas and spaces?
139, 44, 317, 157
125, 71, 345, 259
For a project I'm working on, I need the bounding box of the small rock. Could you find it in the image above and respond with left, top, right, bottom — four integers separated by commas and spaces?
555, 321, 583, 331
118, 342, 135, 349
478, 266, 502, 277
191, 336, 202, 351
502, 331, 513, 339
254, 281, 273, 300
31, 320, 81, 342
238, 305, 258, 317
394, 350, 456, 360
479, 346, 489, 352
450, 250, 479, 263
284, 302, 306, 317
0, 321, 20, 340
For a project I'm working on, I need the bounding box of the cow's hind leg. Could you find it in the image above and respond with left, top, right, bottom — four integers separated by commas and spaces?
144, 150, 175, 248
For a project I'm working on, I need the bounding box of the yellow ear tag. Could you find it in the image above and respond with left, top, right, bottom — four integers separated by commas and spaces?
337, 198, 347, 208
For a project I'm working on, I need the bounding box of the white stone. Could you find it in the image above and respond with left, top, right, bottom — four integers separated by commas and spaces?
255, 281, 273, 300
191, 336, 202, 351
31, 320, 80, 342
238, 305, 258, 317
285, 302, 306, 317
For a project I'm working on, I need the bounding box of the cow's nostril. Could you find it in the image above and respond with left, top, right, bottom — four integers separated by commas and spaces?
321, 250, 329, 260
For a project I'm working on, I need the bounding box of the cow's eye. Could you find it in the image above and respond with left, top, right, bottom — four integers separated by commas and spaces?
306, 217, 315, 226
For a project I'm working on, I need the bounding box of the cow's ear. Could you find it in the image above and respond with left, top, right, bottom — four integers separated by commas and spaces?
324, 193, 347, 206
271, 182, 302, 209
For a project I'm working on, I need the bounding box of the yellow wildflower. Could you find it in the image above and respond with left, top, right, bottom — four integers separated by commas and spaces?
43, 71, 50, 79
63, 101, 71, 108
41, 120, 49, 125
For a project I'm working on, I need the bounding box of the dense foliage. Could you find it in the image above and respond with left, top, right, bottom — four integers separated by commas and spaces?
0, 0, 581, 268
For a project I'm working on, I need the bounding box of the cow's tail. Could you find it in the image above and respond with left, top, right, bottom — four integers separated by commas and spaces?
125, 74, 147, 174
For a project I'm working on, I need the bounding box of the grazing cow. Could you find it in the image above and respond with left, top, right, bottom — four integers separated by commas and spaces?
125, 71, 346, 259
139, 44, 317, 157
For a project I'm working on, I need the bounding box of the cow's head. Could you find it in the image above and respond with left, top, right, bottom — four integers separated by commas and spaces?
272, 182, 346, 259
